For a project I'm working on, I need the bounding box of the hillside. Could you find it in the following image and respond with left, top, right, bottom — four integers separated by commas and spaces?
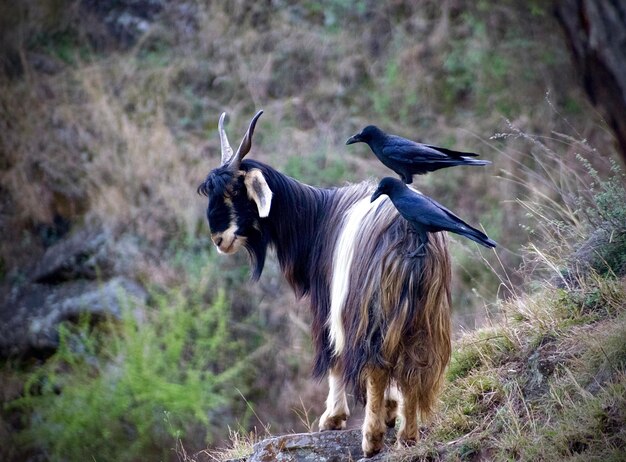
1, 1, 625, 461
221, 275, 626, 461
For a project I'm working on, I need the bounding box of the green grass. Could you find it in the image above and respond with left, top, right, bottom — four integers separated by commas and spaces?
447, 328, 517, 381
384, 274, 626, 462
8, 277, 256, 462
283, 150, 350, 186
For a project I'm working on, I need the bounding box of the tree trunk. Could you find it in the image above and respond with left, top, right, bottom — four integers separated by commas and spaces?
555, 0, 626, 164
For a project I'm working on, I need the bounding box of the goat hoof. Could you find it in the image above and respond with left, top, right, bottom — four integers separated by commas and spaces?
319, 413, 347, 431
396, 438, 417, 449
396, 430, 418, 448
362, 430, 384, 457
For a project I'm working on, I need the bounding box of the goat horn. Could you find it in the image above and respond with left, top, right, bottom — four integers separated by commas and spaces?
218, 112, 235, 166
230, 110, 264, 170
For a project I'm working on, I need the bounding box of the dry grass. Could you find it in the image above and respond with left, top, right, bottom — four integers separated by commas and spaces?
0, 57, 205, 238
183, 427, 266, 462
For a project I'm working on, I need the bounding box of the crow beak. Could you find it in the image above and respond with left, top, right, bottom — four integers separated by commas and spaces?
346, 133, 361, 145
370, 189, 382, 203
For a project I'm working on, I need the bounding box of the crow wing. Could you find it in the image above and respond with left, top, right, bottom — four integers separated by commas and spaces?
380, 133, 480, 163
423, 144, 479, 158
393, 192, 475, 232
382, 139, 453, 163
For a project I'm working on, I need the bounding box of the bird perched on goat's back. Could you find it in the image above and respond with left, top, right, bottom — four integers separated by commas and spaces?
371, 177, 496, 257
347, 125, 490, 184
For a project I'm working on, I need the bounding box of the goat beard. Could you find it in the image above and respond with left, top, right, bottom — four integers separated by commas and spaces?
244, 228, 269, 281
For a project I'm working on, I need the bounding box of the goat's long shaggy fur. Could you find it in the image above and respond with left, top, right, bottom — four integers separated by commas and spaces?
339, 200, 451, 416
200, 159, 452, 417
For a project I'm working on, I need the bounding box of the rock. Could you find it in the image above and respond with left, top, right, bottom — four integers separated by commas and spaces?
0, 277, 147, 357
0, 222, 146, 357
242, 429, 397, 462
81, 0, 164, 47
31, 226, 138, 283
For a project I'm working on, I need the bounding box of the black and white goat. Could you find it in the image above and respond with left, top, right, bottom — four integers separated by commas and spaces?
198, 111, 452, 458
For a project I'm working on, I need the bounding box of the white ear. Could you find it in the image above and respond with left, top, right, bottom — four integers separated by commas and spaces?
244, 169, 273, 218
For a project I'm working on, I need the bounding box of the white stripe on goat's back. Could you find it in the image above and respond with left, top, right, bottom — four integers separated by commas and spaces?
329, 195, 381, 356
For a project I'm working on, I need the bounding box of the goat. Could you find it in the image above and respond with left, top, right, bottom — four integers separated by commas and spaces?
198, 111, 452, 457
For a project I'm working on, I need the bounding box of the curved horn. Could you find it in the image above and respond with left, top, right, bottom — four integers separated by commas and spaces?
219, 112, 235, 166
229, 110, 264, 171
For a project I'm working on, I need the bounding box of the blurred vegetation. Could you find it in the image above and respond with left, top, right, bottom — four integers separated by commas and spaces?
6, 246, 267, 461
0, 0, 624, 461
12, 294, 233, 461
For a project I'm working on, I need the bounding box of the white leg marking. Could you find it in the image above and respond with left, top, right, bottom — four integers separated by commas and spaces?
385, 382, 400, 402
319, 367, 350, 431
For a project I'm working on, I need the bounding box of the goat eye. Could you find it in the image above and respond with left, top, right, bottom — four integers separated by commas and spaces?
225, 187, 238, 199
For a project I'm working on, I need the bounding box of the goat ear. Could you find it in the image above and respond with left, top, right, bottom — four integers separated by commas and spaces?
245, 169, 273, 218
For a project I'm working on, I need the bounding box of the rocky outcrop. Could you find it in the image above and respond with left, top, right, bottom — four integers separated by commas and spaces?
0, 226, 146, 357
230, 429, 398, 462
0, 277, 146, 356
81, 0, 164, 46
31, 226, 138, 283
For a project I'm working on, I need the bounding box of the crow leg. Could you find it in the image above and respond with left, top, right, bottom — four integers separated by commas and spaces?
407, 243, 426, 258
407, 232, 428, 258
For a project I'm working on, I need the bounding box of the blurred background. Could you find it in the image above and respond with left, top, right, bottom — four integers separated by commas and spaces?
0, 1, 624, 461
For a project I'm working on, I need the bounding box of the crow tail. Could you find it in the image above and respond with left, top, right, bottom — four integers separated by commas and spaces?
460, 158, 491, 167
457, 225, 497, 249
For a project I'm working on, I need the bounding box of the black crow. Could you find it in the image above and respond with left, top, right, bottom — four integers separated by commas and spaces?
371, 177, 496, 256
347, 125, 491, 184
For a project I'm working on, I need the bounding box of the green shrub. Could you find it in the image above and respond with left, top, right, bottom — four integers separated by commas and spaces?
521, 154, 626, 283
579, 159, 626, 277
10, 286, 251, 462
